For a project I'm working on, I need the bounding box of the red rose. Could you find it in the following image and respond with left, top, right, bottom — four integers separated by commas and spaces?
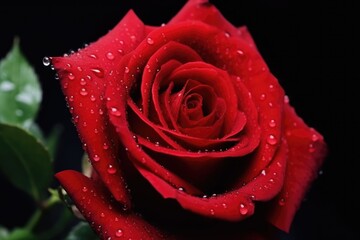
51, 0, 326, 239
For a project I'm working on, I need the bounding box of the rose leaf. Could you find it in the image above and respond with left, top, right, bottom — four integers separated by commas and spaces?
64, 222, 99, 240
0, 123, 52, 201
0, 38, 42, 130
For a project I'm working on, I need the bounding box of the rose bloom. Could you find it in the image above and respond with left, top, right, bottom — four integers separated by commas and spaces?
51, 0, 326, 239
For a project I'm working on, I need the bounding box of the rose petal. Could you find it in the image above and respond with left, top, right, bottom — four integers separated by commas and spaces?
266, 103, 327, 232
170, 0, 239, 37
130, 141, 287, 221
52, 11, 149, 205
56, 170, 167, 239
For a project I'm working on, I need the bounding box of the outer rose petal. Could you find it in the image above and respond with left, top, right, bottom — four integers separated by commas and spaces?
56, 170, 168, 240
170, 0, 239, 37
52, 11, 149, 205
266, 103, 327, 232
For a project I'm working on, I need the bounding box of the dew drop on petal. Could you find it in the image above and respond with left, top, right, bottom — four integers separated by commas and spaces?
269, 119, 276, 128
278, 198, 286, 206
124, 67, 130, 73
267, 134, 277, 145
90, 95, 96, 102
312, 134, 319, 142
147, 37, 154, 45
80, 88, 88, 96
106, 52, 115, 60
115, 229, 123, 237
91, 68, 105, 78
93, 155, 100, 162
80, 78, 87, 86
107, 165, 117, 174
308, 143, 316, 153
237, 50, 244, 56
284, 95, 290, 103
68, 73, 75, 80
110, 107, 121, 117
103, 143, 109, 150
82, 187, 88, 192
239, 204, 248, 215
260, 94, 266, 100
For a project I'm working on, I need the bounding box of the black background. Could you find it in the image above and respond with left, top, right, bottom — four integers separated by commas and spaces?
0, 1, 354, 239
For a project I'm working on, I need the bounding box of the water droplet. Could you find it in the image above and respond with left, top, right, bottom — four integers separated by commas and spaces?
237, 50, 244, 56
210, 209, 215, 215
269, 119, 276, 128
312, 134, 319, 142
222, 203, 228, 208
284, 95, 290, 103
90, 95, 96, 102
147, 37, 154, 45
278, 198, 286, 206
107, 165, 117, 174
80, 88, 88, 96
106, 52, 115, 60
42, 56, 51, 66
100, 212, 105, 217
115, 229, 123, 237
141, 157, 146, 164
267, 134, 277, 145
82, 186, 88, 192
91, 68, 105, 78
94, 128, 99, 134
93, 155, 100, 162
110, 107, 121, 117
260, 94, 266, 100
224, 32, 230, 38
124, 67, 130, 73
308, 143, 316, 153
154, 141, 160, 147
77, 66, 83, 72
89, 54, 98, 59
178, 187, 184, 192
269, 84, 274, 90
239, 204, 248, 215
99, 109, 104, 115
83, 121, 87, 127
261, 169, 266, 176
103, 143, 109, 150
80, 78, 87, 86
318, 170, 323, 175
0, 81, 15, 92
68, 73, 75, 80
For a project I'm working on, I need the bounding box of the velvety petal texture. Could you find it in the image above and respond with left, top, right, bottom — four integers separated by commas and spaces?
52, 0, 327, 239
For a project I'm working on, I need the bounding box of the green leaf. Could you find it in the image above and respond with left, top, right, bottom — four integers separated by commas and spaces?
45, 124, 63, 160
64, 222, 99, 240
0, 226, 9, 240
0, 123, 52, 201
0, 38, 42, 129
5, 228, 36, 240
